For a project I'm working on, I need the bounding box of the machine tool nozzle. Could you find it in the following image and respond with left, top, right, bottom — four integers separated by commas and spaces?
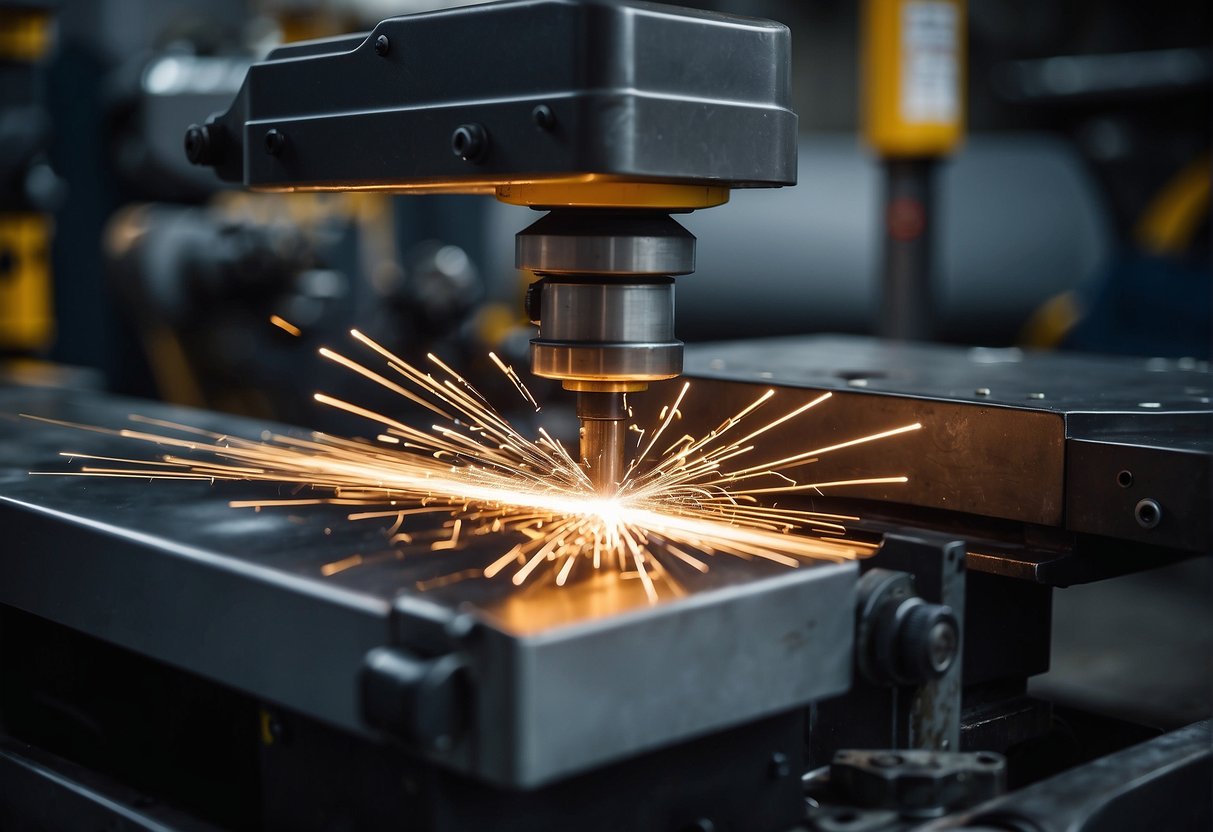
577, 391, 628, 495
518, 210, 696, 497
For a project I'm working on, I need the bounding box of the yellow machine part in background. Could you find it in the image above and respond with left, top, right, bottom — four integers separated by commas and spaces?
0, 213, 55, 352
863, 0, 966, 158
0, 8, 53, 62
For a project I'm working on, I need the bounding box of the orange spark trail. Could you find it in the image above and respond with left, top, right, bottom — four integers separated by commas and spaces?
29, 330, 921, 602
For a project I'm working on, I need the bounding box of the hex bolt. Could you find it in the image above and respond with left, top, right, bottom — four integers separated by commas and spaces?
1135, 498, 1162, 529
183, 123, 212, 165
264, 128, 286, 156
532, 104, 556, 130
451, 123, 489, 162
768, 752, 791, 779
374, 34, 391, 56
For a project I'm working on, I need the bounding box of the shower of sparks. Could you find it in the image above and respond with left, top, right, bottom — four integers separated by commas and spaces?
28, 330, 921, 604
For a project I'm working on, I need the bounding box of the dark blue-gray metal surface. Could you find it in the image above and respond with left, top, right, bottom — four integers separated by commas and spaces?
0, 385, 856, 787
919, 720, 1211, 832
198, 0, 797, 190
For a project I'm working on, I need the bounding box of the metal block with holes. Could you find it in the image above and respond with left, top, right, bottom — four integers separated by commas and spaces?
652, 336, 1212, 565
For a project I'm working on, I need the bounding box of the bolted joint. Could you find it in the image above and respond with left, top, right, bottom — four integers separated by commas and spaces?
263, 128, 287, 157
184, 123, 217, 166
361, 646, 470, 751
451, 123, 489, 162
831, 749, 1006, 816
856, 569, 959, 687
531, 103, 556, 131
897, 600, 959, 682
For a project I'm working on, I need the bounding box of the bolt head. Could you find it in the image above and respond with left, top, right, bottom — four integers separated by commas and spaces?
532, 104, 555, 130
184, 124, 210, 164
927, 620, 958, 673
451, 123, 489, 162
264, 128, 286, 156
374, 34, 391, 56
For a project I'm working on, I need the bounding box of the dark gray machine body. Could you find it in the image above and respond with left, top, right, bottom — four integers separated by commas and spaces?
190, 0, 797, 191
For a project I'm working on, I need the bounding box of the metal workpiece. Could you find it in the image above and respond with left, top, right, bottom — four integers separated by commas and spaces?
577, 391, 628, 494
0, 387, 858, 789
516, 212, 695, 276
183, 0, 797, 192
669, 336, 1212, 551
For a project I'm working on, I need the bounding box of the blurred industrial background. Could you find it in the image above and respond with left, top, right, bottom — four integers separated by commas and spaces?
4, 0, 1205, 414
0, 1, 1210, 829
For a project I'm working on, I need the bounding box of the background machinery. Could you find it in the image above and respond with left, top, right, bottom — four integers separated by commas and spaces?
0, 1, 1209, 830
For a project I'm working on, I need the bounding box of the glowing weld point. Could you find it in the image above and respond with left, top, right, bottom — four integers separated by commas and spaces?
33, 332, 924, 604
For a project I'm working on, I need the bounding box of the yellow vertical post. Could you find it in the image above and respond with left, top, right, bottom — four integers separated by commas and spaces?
863, 0, 965, 158
863, 0, 966, 341
0, 5, 56, 354
0, 213, 55, 352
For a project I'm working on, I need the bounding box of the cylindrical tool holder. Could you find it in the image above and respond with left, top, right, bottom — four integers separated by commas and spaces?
518, 210, 693, 387
530, 279, 681, 383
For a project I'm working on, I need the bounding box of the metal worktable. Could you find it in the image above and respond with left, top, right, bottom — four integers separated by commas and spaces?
0, 384, 855, 788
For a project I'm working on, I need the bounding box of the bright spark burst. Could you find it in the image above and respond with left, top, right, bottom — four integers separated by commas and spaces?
28, 330, 922, 604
